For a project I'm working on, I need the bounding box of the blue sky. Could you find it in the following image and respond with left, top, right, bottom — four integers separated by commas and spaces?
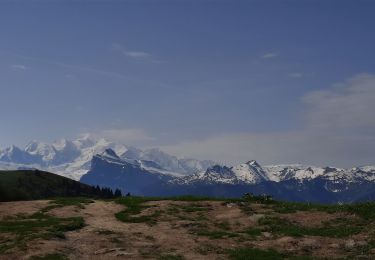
1, 0, 375, 167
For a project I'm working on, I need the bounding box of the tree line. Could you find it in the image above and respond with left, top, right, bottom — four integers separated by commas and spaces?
92, 185, 122, 199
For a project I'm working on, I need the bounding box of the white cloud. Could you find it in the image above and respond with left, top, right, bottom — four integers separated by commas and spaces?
123, 51, 150, 58
10, 64, 28, 70
111, 43, 152, 60
288, 72, 303, 78
161, 73, 375, 167
303, 73, 375, 129
261, 52, 278, 59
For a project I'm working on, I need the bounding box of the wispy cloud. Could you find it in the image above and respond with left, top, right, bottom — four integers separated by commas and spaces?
0, 50, 172, 92
261, 52, 278, 59
288, 72, 303, 78
2, 50, 141, 81
111, 43, 161, 62
123, 51, 150, 58
10, 64, 28, 70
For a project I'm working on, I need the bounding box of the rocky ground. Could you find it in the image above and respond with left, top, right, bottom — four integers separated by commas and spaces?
0, 197, 375, 259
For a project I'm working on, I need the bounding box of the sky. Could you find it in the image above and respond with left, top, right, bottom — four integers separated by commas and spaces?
0, 0, 375, 167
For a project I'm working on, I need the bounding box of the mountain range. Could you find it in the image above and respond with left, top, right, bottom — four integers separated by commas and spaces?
1, 137, 375, 203
0, 136, 215, 180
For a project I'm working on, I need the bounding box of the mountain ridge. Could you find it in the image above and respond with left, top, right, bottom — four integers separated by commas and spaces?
0, 137, 216, 180
79, 149, 375, 203
2, 137, 375, 203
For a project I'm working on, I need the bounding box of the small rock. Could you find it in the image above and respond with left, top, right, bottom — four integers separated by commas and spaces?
261, 232, 272, 238
357, 241, 368, 247
114, 252, 134, 256
180, 222, 195, 228
95, 248, 113, 255
345, 239, 356, 249
226, 203, 236, 208
249, 214, 265, 222
94, 248, 125, 255
328, 243, 340, 249
301, 238, 320, 250
277, 236, 295, 243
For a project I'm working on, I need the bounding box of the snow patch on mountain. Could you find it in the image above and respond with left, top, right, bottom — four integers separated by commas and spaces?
232, 160, 269, 183
1, 136, 374, 186
92, 148, 183, 177
121, 147, 215, 175
175, 161, 269, 185
0, 137, 201, 180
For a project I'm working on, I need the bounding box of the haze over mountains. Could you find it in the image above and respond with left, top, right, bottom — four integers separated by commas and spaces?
1, 136, 375, 203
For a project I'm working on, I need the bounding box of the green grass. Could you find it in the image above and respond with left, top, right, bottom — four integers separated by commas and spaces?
241, 227, 263, 238
115, 194, 375, 221
41, 197, 95, 213
167, 205, 181, 215
238, 204, 255, 215
49, 197, 94, 207
0, 211, 84, 253
166, 195, 230, 202
158, 254, 185, 260
115, 197, 212, 224
96, 229, 116, 235
166, 204, 209, 222
177, 204, 210, 212
258, 216, 363, 238
214, 221, 231, 230
227, 247, 319, 260
144, 235, 155, 241
29, 253, 68, 260
270, 200, 375, 220
115, 197, 162, 225
195, 230, 239, 239
226, 248, 284, 260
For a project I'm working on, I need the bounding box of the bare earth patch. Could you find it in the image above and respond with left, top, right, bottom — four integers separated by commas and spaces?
0, 200, 50, 219
280, 210, 341, 227
1, 199, 375, 259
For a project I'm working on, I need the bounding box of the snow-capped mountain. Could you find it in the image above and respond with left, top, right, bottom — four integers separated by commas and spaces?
175, 160, 270, 185
24, 141, 56, 162
177, 162, 375, 187
0, 136, 125, 180
78, 150, 375, 203
232, 160, 269, 183
2, 136, 375, 203
81, 149, 178, 195
263, 164, 375, 184
0, 145, 41, 165
121, 147, 215, 175
0, 136, 214, 180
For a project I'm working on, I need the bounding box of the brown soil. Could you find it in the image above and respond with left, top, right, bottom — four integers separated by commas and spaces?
0, 200, 50, 219
0, 200, 374, 260
280, 210, 340, 227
